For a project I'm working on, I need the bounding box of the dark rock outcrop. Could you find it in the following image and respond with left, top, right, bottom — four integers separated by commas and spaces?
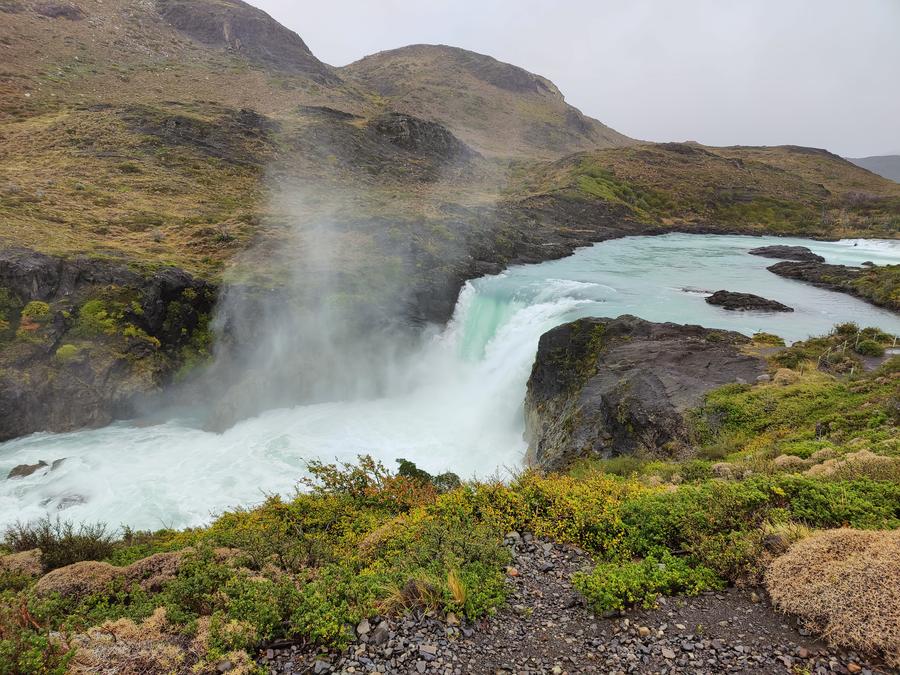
524, 316, 765, 471
34, 2, 84, 20
368, 113, 475, 162
118, 103, 278, 167
0, 248, 216, 441
748, 245, 825, 263
155, 0, 339, 83
705, 290, 794, 312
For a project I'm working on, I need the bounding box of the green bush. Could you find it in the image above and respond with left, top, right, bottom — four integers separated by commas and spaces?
3, 518, 114, 573
855, 339, 885, 357
54, 344, 81, 362
0, 592, 72, 675
20, 301, 50, 322
573, 549, 721, 612
73, 299, 117, 336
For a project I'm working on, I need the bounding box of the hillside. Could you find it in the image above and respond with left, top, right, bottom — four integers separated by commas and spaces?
510, 142, 900, 238
847, 155, 900, 182
341, 44, 635, 159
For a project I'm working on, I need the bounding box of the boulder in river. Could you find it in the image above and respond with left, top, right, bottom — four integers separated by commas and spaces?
705, 290, 794, 312
748, 245, 824, 262
7, 460, 49, 479
524, 315, 765, 471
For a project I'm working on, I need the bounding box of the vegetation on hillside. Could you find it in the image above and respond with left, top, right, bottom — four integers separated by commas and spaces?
511, 144, 900, 238
852, 265, 900, 310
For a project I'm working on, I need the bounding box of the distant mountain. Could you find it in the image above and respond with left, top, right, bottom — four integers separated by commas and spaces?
845, 155, 900, 183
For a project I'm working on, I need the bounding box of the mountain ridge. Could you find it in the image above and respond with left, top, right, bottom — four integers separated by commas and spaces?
341, 43, 635, 158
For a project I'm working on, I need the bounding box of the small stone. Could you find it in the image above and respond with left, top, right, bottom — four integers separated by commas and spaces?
847, 664, 862, 674
798, 647, 810, 659
356, 618, 371, 636
638, 627, 651, 638
675, 623, 686, 630
313, 660, 330, 674
750, 592, 760, 603
371, 622, 390, 646
661, 647, 676, 659
505, 566, 519, 577
416, 661, 426, 674
216, 661, 232, 673
551, 667, 562, 675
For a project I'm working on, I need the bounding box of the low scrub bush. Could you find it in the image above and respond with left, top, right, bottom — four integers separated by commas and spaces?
574, 549, 721, 612
854, 339, 885, 357
3, 518, 114, 573
0, 593, 73, 674
765, 529, 900, 666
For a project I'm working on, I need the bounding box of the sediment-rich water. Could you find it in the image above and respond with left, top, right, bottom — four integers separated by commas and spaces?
1, 234, 898, 530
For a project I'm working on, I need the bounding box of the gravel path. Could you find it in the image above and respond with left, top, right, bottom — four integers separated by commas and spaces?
259, 532, 896, 674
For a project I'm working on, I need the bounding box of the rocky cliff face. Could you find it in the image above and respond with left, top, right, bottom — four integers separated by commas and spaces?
524, 316, 765, 471
155, 0, 339, 83
0, 248, 215, 440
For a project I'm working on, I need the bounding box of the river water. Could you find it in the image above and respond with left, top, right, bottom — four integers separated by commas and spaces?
1, 234, 898, 530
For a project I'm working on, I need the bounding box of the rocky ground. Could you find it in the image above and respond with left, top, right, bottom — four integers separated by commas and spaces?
258, 533, 896, 675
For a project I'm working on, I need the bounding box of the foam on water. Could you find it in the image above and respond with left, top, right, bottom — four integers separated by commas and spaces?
1, 234, 898, 530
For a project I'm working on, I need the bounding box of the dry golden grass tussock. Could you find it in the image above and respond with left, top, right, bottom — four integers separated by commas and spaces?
0, 548, 42, 577
765, 528, 900, 666
68, 607, 257, 674
804, 449, 900, 481
771, 454, 808, 472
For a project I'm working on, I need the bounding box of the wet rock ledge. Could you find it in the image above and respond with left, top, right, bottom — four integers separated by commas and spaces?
524, 316, 766, 471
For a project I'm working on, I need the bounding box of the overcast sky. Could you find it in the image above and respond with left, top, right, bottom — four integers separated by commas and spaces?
250, 0, 899, 157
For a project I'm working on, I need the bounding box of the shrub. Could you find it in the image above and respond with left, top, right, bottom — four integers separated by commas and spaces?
4, 518, 114, 573
751, 332, 785, 346
73, 299, 117, 336
20, 301, 50, 322
54, 344, 81, 362
0, 593, 73, 674
855, 339, 885, 357
765, 529, 900, 666
834, 322, 860, 337
573, 549, 721, 612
